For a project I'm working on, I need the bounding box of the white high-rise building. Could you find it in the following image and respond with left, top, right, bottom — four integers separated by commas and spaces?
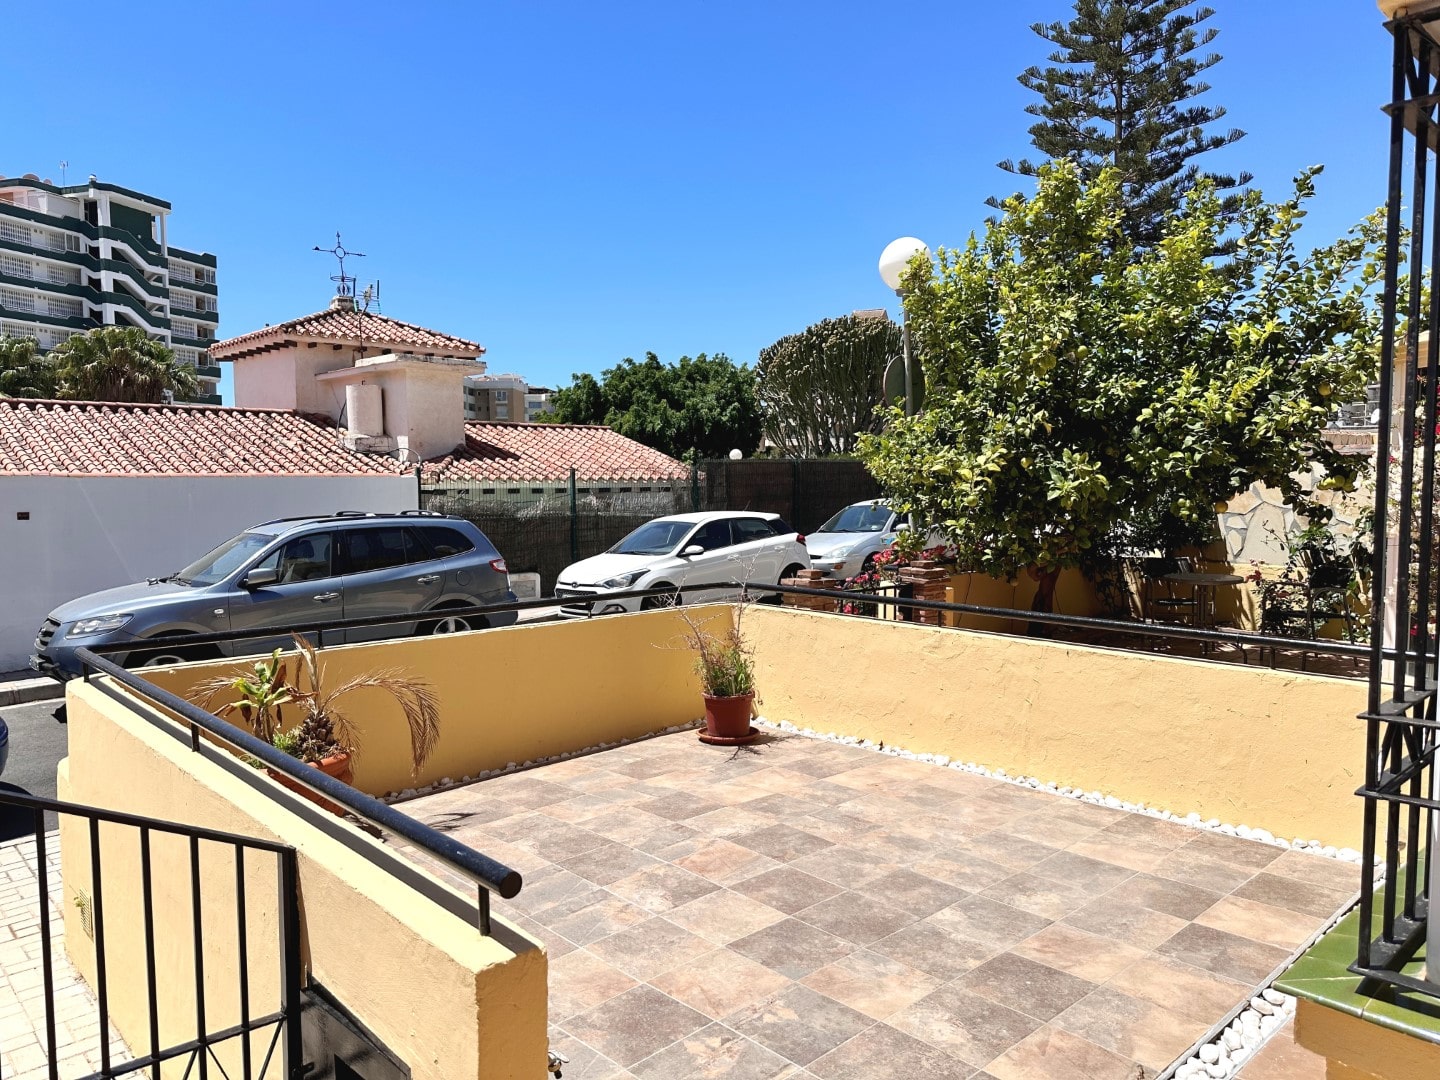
0, 172, 220, 402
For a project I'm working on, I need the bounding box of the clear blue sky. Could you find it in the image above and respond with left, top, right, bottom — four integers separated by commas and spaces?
1, 1, 1391, 404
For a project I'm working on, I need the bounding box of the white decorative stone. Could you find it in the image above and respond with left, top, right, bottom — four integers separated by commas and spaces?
1250, 996, 1274, 1016
1199, 1044, 1221, 1065
1222, 1028, 1243, 1052
1204, 1062, 1228, 1079
1263, 988, 1287, 1006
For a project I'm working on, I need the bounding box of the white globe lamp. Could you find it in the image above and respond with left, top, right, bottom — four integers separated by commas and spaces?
878, 236, 929, 294
728, 448, 743, 461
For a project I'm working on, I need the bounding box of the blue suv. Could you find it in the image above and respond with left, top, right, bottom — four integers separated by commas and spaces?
32, 511, 517, 680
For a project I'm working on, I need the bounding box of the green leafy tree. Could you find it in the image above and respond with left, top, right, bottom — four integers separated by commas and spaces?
999, 0, 1249, 248
547, 352, 760, 461
51, 326, 200, 404
859, 162, 1385, 613
755, 313, 903, 457
0, 337, 57, 399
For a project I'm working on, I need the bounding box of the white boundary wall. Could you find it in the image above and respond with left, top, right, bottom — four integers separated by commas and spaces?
0, 474, 416, 672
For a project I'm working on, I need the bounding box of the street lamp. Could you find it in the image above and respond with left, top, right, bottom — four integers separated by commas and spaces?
878, 237, 928, 417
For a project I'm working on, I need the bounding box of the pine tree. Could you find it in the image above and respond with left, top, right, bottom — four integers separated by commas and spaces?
998, 0, 1249, 247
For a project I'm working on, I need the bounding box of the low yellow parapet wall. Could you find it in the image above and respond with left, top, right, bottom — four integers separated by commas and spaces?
141, 606, 730, 797
745, 606, 1366, 849
59, 680, 548, 1080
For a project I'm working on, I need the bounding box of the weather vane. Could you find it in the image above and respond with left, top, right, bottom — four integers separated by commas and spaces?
313, 232, 365, 298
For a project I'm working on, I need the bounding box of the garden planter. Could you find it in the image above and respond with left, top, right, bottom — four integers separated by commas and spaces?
699, 692, 757, 745
269, 751, 354, 817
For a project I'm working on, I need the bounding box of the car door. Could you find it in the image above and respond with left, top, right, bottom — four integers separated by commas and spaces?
729, 516, 785, 587
676, 519, 738, 602
225, 532, 341, 653
338, 526, 444, 642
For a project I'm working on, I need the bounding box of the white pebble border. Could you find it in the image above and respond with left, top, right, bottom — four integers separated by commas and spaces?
379, 721, 703, 802
1170, 988, 1293, 1080
751, 716, 1368, 866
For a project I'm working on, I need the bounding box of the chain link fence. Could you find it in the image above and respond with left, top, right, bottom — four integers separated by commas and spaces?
420, 459, 880, 592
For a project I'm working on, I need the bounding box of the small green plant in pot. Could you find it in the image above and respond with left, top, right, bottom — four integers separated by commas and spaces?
680, 606, 758, 745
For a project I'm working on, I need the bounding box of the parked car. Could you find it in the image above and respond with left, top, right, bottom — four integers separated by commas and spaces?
806, 500, 908, 579
0, 717, 8, 777
554, 511, 809, 617
31, 511, 517, 681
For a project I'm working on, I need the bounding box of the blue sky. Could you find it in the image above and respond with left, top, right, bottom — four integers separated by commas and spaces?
2, 1, 1391, 403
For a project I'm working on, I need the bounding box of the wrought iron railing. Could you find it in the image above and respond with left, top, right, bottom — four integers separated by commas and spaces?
0, 788, 302, 1079
1353, 7, 1439, 1002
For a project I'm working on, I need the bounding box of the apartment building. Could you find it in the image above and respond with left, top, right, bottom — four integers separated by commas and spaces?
0, 172, 220, 402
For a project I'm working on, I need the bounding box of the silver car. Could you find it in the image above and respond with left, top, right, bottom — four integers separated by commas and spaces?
31, 511, 517, 680
805, 500, 907, 580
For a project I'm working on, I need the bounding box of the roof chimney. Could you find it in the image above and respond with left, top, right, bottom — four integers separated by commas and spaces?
329, 293, 355, 312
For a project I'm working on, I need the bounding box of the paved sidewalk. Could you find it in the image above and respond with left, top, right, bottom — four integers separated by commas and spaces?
0, 832, 129, 1079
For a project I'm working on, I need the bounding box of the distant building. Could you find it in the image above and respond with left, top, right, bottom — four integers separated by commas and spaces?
462, 373, 556, 421
0, 172, 220, 402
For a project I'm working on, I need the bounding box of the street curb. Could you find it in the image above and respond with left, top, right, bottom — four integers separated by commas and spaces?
0, 678, 63, 707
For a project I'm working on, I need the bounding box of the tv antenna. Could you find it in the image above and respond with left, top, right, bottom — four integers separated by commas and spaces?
59, 161, 69, 185
359, 280, 383, 314
312, 232, 365, 298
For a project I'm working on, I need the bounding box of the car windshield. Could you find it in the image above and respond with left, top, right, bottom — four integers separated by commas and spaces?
175, 532, 275, 587
817, 504, 892, 534
610, 519, 694, 556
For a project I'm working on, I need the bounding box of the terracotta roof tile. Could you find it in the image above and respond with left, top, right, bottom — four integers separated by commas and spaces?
0, 398, 401, 477
210, 307, 483, 360
424, 422, 690, 485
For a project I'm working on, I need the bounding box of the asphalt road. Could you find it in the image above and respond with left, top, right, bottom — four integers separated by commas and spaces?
0, 697, 68, 838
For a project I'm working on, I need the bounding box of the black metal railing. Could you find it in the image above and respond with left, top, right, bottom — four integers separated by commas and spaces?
0, 788, 301, 1080
1353, 9, 1440, 1003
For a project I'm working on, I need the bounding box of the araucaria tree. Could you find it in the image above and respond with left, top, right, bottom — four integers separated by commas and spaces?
755, 312, 902, 457
858, 162, 1385, 611
1001, 0, 1249, 248
547, 352, 760, 462
51, 326, 200, 404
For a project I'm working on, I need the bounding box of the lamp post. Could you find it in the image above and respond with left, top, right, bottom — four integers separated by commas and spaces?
878, 236, 929, 417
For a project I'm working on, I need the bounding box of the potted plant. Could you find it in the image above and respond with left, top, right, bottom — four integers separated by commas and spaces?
195, 635, 441, 813
679, 607, 758, 745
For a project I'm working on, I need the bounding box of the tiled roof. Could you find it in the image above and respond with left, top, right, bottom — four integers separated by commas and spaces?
0, 398, 401, 477
210, 307, 483, 361
423, 422, 691, 484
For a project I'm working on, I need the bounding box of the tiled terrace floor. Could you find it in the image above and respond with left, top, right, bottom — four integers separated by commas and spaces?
403, 731, 1359, 1080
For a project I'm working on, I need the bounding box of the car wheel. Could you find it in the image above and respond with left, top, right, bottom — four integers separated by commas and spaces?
640, 584, 681, 610
131, 637, 215, 669
418, 606, 487, 635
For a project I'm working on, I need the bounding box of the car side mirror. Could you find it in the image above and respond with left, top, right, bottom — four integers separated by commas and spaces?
894, 523, 911, 533
242, 567, 279, 589
681, 545, 704, 557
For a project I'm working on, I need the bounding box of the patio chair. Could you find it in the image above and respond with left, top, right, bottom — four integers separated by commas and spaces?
1140, 557, 1199, 625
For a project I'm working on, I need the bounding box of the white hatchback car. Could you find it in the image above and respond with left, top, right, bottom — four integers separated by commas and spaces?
555, 511, 810, 617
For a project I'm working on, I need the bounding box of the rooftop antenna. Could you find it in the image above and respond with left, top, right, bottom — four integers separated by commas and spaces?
312, 232, 365, 298
59, 161, 69, 185
359, 279, 382, 314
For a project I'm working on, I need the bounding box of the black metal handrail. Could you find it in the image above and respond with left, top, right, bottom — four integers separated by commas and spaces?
747, 581, 1374, 660
93, 586, 684, 658
74, 648, 523, 916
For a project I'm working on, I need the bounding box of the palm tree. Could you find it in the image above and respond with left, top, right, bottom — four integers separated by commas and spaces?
51, 326, 200, 403
0, 337, 57, 399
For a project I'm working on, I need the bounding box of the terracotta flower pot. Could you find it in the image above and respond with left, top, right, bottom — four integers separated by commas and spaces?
700, 692, 756, 745
269, 751, 354, 817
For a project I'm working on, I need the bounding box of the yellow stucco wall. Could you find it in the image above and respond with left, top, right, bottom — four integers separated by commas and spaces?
59, 681, 548, 1080
1295, 999, 1440, 1080
141, 607, 731, 797
745, 606, 1366, 848
944, 568, 1102, 633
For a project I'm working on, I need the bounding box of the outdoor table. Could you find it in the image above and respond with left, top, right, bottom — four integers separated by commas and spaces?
1163, 571, 1245, 628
